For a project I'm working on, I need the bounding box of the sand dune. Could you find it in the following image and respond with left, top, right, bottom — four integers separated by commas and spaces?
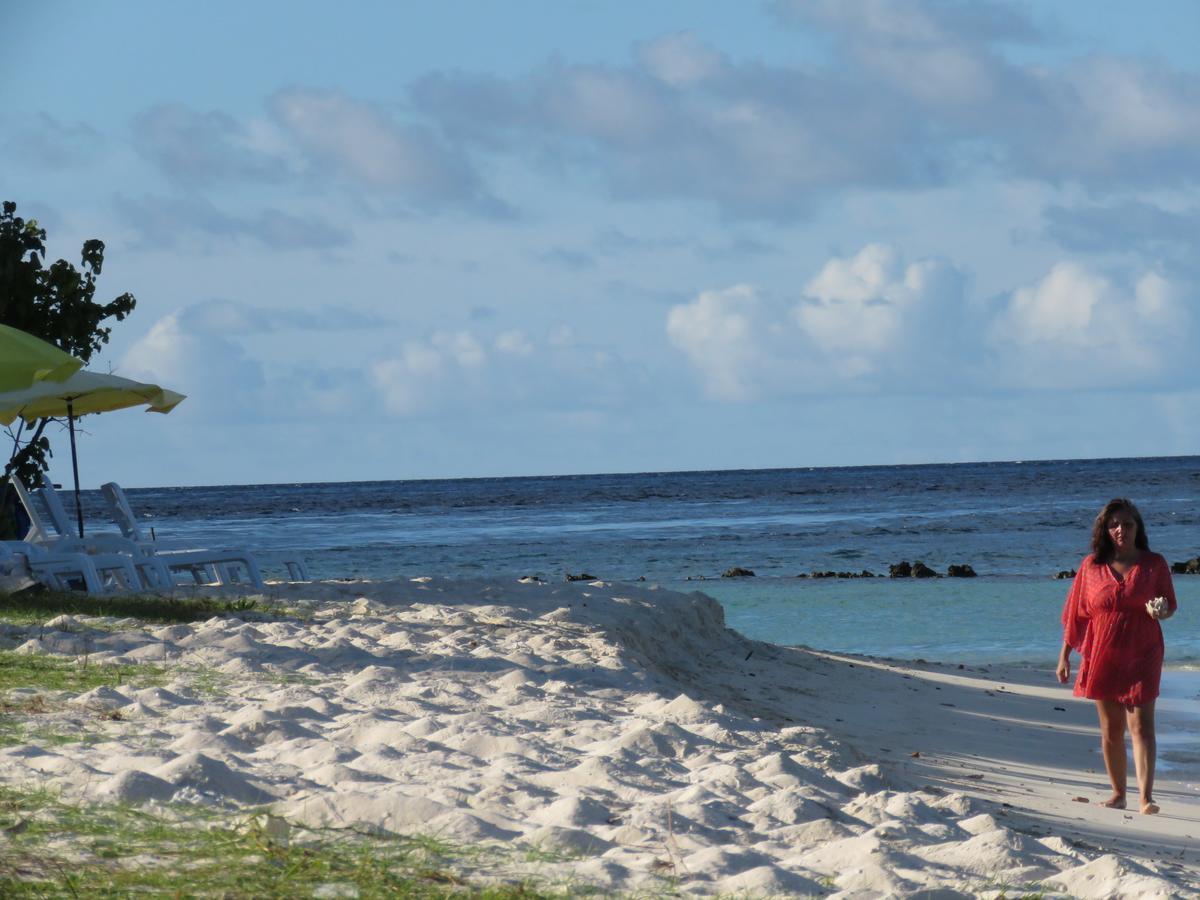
1, 577, 1196, 896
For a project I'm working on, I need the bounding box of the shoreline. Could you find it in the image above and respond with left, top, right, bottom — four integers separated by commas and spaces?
0, 576, 1196, 895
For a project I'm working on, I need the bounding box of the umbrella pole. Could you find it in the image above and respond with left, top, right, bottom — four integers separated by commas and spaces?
67, 400, 84, 539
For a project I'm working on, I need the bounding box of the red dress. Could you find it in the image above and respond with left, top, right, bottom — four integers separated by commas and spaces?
1061, 551, 1177, 706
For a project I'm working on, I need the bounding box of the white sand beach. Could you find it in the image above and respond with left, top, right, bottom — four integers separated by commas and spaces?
1, 577, 1197, 897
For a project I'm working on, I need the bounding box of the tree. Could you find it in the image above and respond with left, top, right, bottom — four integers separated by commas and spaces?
0, 200, 136, 537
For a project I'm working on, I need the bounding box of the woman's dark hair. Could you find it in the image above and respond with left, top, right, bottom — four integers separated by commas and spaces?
1091, 498, 1149, 562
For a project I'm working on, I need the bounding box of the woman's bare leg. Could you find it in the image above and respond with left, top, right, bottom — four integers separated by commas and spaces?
1095, 699, 1127, 807
1126, 701, 1158, 814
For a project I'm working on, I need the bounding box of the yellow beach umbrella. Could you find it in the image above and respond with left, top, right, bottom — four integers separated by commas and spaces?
0, 371, 185, 426
0, 371, 186, 537
0, 323, 84, 391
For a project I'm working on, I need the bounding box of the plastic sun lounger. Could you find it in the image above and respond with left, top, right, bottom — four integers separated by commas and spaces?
29, 481, 270, 590
9, 478, 175, 592
101, 482, 309, 583
13, 478, 226, 590
1, 539, 141, 595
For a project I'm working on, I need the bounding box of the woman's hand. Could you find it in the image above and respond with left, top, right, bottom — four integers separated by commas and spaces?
1056, 657, 1071, 684
1146, 597, 1173, 620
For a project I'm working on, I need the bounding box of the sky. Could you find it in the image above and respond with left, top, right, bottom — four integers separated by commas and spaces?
3, 0, 1199, 488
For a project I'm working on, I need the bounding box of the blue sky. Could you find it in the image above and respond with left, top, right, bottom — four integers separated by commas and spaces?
4, 0, 1199, 487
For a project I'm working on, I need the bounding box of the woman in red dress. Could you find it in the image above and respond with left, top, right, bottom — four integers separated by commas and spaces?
1057, 498, 1176, 815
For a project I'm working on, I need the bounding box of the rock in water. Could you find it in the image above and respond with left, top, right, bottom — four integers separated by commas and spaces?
722, 567, 756, 578
1171, 557, 1200, 575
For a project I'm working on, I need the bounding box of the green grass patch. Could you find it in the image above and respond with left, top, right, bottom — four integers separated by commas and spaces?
0, 716, 99, 750
0, 786, 583, 898
261, 665, 322, 688
0, 588, 267, 627
980, 874, 1049, 899
169, 663, 233, 698
0, 651, 167, 748
0, 650, 167, 695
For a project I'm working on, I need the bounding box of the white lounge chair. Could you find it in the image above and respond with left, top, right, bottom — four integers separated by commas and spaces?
10, 478, 175, 591
101, 482, 309, 582
13, 479, 259, 590
1, 539, 141, 595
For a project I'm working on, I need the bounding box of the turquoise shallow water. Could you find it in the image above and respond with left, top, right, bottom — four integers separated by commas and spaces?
1158, 674, 1200, 777
676, 575, 1200, 665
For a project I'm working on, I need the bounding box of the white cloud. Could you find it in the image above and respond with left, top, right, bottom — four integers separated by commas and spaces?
636, 32, 726, 86
1017, 59, 1200, 183
1041, 200, 1200, 257
785, 0, 1036, 108
988, 262, 1194, 389
400, 343, 444, 379
140, 298, 387, 335
435, 331, 486, 368
4, 113, 104, 169
799, 244, 907, 356
371, 331, 502, 415
1070, 58, 1197, 147
118, 302, 389, 422
409, 3, 1200, 219
133, 103, 287, 185
113, 194, 350, 251
129, 92, 508, 218
664, 244, 1187, 402
788, 0, 1039, 44
667, 247, 973, 399
666, 285, 763, 401
795, 245, 969, 383
371, 357, 428, 416
411, 56, 927, 219
120, 313, 266, 419
550, 67, 669, 146
119, 10, 1200, 238
122, 305, 640, 424
1134, 270, 1179, 325
547, 324, 576, 347
993, 262, 1104, 344
370, 326, 644, 418
269, 88, 503, 214
495, 330, 534, 356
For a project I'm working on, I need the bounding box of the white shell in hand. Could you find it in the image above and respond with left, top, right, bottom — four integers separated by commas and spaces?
1145, 596, 1167, 617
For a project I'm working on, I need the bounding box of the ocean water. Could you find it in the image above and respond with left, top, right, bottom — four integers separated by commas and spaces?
69, 455, 1200, 666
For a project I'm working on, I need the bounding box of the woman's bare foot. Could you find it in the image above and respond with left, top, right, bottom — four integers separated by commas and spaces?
1141, 800, 1160, 815
1100, 794, 1127, 809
